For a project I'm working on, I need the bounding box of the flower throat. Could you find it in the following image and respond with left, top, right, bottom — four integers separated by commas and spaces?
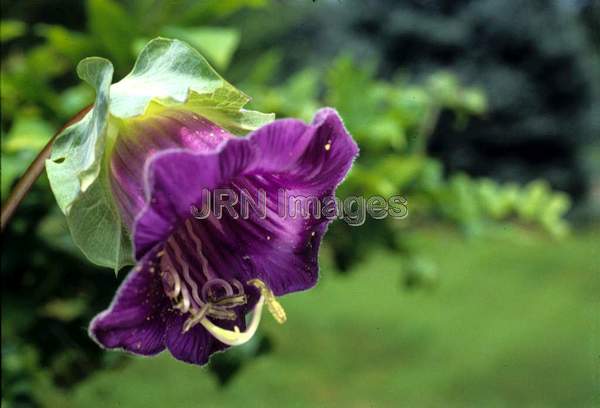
156, 219, 285, 345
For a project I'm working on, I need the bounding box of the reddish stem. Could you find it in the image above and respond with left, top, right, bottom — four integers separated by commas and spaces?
1, 105, 93, 232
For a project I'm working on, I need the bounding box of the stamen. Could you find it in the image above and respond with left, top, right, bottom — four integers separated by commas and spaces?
212, 294, 248, 308
168, 237, 204, 307
161, 265, 181, 299
183, 280, 284, 346
206, 307, 237, 320
249, 279, 287, 324
232, 279, 245, 295
184, 219, 214, 281
178, 285, 192, 313
160, 224, 291, 344
202, 278, 234, 302
182, 304, 209, 333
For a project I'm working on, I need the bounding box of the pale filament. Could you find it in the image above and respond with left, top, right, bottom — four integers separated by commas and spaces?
199, 296, 265, 346
162, 265, 181, 299
158, 221, 287, 345
197, 279, 287, 346
202, 278, 234, 301
159, 232, 247, 332
168, 236, 204, 307
178, 285, 192, 313
184, 219, 214, 281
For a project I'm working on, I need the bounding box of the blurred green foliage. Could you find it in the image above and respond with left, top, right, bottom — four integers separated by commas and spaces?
0, 0, 586, 407
241, 53, 570, 238
260, 0, 599, 202
238, 48, 571, 276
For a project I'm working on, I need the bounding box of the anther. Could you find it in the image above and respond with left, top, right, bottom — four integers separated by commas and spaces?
248, 279, 287, 324
206, 307, 237, 321
212, 294, 248, 308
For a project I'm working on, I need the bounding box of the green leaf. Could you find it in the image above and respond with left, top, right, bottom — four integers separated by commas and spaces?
0, 20, 26, 42
3, 115, 54, 153
461, 88, 487, 114
37, 207, 82, 258
427, 71, 460, 106
175, 0, 269, 24
35, 24, 95, 63
245, 50, 282, 86
59, 84, 96, 117
1, 154, 31, 200
87, 0, 136, 69
40, 298, 87, 322
162, 26, 240, 70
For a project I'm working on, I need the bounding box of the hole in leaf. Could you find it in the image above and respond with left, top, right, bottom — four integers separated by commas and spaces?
53, 157, 66, 163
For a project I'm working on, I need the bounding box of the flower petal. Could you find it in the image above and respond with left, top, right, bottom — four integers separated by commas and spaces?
237, 108, 358, 294
134, 137, 257, 258
89, 248, 169, 355
164, 315, 222, 365
253, 107, 359, 192
164, 313, 247, 365
134, 108, 358, 295
110, 110, 232, 228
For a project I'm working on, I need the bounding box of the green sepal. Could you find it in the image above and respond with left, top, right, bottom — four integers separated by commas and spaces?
47, 57, 113, 212
108, 37, 274, 133
46, 57, 134, 271
45, 37, 274, 272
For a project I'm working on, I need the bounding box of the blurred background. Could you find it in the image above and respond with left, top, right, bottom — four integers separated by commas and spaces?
1, 0, 599, 407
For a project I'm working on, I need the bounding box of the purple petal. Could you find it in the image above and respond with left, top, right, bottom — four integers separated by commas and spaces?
164, 314, 221, 365
164, 314, 242, 365
89, 248, 169, 355
133, 135, 257, 258
182, 180, 329, 295
164, 299, 250, 365
163, 216, 261, 308
110, 110, 232, 228
252, 107, 358, 192
134, 109, 358, 296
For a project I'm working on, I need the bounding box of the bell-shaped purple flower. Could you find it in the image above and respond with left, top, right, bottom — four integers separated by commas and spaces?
89, 107, 358, 365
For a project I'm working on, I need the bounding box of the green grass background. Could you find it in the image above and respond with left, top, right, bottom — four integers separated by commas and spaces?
56, 227, 598, 407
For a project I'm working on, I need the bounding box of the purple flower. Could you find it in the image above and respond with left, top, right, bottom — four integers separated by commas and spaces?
89, 107, 358, 365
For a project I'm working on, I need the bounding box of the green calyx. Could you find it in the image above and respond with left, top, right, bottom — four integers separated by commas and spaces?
45, 37, 274, 272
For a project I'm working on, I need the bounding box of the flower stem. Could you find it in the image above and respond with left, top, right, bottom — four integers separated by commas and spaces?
0, 105, 93, 232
